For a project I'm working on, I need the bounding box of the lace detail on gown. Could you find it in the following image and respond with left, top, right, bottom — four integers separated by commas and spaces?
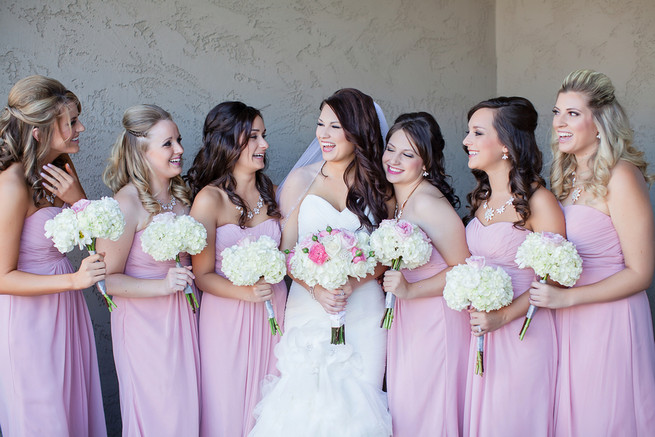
250, 195, 391, 437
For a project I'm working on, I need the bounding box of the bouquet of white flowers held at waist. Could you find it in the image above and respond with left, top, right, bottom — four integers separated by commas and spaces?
443, 256, 513, 376
287, 226, 376, 344
44, 197, 125, 311
141, 212, 207, 313
515, 231, 582, 340
369, 219, 432, 329
221, 235, 286, 335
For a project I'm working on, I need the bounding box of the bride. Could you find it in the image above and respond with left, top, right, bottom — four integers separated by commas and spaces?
249, 88, 393, 436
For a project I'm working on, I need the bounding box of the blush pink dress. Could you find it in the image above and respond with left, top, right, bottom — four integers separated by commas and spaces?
0, 207, 106, 436
463, 218, 557, 437
386, 246, 470, 436
111, 229, 201, 437
199, 218, 287, 437
555, 205, 655, 436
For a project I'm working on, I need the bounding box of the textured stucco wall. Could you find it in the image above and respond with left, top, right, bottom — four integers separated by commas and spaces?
496, 0, 655, 336
1, 1, 495, 434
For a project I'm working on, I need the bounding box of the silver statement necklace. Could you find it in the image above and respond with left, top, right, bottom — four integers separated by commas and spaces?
570, 172, 583, 203
482, 195, 514, 222
236, 195, 264, 220
157, 195, 176, 211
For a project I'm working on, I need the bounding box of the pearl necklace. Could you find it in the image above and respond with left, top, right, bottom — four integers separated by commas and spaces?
157, 196, 176, 211
236, 195, 264, 220
482, 195, 514, 222
570, 172, 583, 203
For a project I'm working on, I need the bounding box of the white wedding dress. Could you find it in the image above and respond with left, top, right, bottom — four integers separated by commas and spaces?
249, 194, 392, 436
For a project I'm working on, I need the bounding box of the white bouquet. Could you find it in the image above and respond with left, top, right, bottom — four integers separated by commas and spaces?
221, 235, 286, 335
141, 212, 207, 312
443, 256, 513, 376
369, 219, 432, 329
287, 226, 376, 344
44, 197, 125, 311
515, 231, 582, 340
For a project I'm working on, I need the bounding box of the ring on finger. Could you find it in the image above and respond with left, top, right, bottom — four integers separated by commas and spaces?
477, 326, 482, 333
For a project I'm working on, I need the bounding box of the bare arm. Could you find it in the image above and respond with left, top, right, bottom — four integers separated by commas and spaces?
190, 187, 273, 302
530, 162, 654, 309
97, 186, 193, 298
0, 163, 104, 295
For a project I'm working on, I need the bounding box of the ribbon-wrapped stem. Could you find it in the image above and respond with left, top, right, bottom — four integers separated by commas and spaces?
330, 311, 346, 345
87, 245, 117, 312
475, 335, 484, 376
519, 276, 547, 340
175, 255, 199, 313
380, 257, 402, 329
265, 300, 282, 336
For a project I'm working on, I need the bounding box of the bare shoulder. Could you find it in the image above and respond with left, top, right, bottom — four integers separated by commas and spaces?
0, 162, 30, 206
528, 186, 560, 213
608, 160, 649, 193
410, 185, 461, 226
194, 184, 225, 208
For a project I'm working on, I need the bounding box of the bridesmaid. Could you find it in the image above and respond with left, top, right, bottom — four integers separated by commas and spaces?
462, 97, 564, 436
98, 104, 200, 436
381, 112, 470, 436
186, 101, 286, 437
529, 69, 655, 436
0, 75, 106, 436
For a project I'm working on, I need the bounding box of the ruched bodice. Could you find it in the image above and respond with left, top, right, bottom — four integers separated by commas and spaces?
297, 194, 363, 236
18, 207, 71, 274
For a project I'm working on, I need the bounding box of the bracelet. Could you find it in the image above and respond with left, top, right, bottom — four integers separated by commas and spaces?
308, 285, 316, 300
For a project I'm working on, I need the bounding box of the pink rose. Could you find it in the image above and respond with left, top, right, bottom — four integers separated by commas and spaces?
308, 243, 329, 265
466, 255, 486, 269
71, 199, 91, 213
351, 247, 366, 264
541, 232, 564, 246
318, 230, 330, 238
340, 230, 357, 248
395, 220, 413, 238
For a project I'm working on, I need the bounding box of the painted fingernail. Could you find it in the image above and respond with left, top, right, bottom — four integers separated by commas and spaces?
40, 172, 45, 177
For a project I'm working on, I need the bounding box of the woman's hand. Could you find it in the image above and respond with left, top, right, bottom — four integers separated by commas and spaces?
315, 284, 349, 314
41, 163, 85, 204
163, 264, 195, 295
469, 308, 507, 337
382, 270, 410, 298
245, 278, 273, 303
529, 280, 572, 309
72, 253, 106, 289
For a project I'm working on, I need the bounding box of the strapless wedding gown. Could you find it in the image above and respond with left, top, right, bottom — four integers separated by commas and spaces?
250, 194, 391, 437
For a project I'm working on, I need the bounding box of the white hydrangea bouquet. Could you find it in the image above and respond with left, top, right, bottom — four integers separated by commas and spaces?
443, 256, 514, 376
286, 225, 376, 344
369, 219, 432, 329
140, 212, 207, 313
44, 197, 125, 311
221, 235, 286, 335
515, 231, 582, 340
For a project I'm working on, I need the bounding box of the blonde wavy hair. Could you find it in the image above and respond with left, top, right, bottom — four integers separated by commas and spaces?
103, 104, 191, 214
550, 69, 653, 201
0, 75, 80, 205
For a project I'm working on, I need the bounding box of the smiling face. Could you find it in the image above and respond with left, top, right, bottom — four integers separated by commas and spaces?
47, 101, 85, 160
234, 115, 269, 174
144, 119, 184, 181
552, 91, 599, 158
315, 104, 355, 164
382, 129, 425, 186
463, 107, 508, 172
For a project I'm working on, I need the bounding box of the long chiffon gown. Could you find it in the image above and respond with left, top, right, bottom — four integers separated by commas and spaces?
0, 207, 106, 437
386, 246, 470, 436
464, 218, 557, 437
555, 205, 655, 436
199, 218, 287, 437
249, 194, 392, 437
111, 229, 201, 437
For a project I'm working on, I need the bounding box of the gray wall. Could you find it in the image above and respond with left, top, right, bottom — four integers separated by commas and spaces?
1, 0, 653, 435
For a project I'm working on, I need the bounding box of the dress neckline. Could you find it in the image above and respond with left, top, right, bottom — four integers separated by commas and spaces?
563, 203, 611, 218
471, 216, 517, 229
217, 217, 277, 230
304, 194, 351, 215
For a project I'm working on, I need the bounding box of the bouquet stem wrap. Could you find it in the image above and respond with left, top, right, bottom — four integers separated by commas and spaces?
380, 257, 402, 329
519, 277, 546, 341
265, 300, 282, 336
176, 257, 199, 313
475, 335, 484, 376
88, 247, 117, 312
330, 311, 346, 345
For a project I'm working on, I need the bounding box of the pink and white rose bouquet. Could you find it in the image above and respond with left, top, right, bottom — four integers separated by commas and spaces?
369, 219, 432, 329
141, 212, 207, 313
44, 197, 125, 311
515, 231, 582, 340
287, 226, 375, 344
443, 256, 513, 376
221, 235, 286, 335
